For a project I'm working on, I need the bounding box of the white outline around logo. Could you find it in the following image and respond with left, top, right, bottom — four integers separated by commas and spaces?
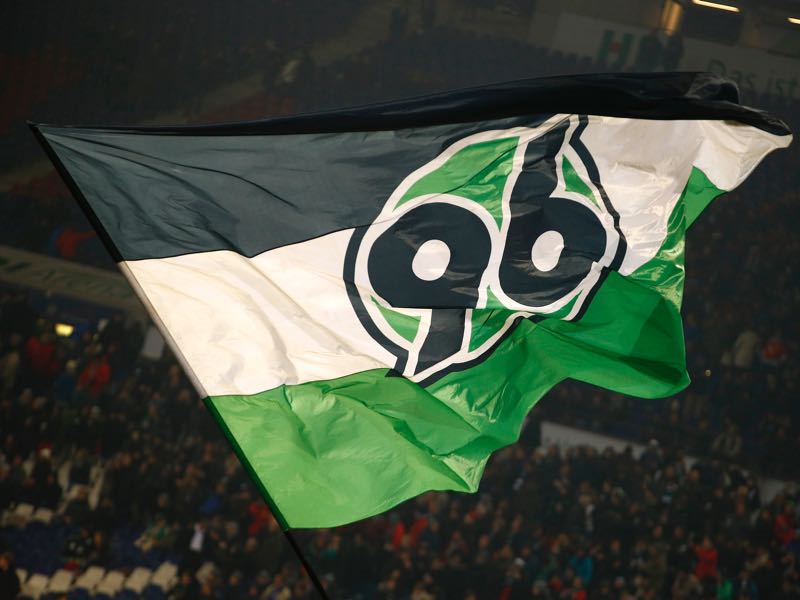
352, 114, 622, 381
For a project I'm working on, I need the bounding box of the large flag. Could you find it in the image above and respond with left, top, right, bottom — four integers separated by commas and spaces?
33, 73, 790, 528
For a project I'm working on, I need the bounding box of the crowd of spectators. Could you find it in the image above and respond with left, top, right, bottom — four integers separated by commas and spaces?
0, 287, 799, 598
1, 5, 799, 598
0, 0, 365, 167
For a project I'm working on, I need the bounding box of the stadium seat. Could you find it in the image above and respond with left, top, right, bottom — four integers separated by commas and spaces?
93, 570, 125, 596
64, 483, 88, 502
73, 565, 105, 591
149, 561, 178, 591
20, 573, 49, 599
89, 461, 104, 483
9, 502, 35, 527
195, 561, 215, 585
31, 507, 54, 524
123, 566, 153, 593
57, 459, 71, 490
88, 475, 103, 510
46, 568, 74, 593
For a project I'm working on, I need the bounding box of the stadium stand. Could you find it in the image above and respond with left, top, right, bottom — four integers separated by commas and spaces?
1, 275, 799, 596
1, 8, 799, 600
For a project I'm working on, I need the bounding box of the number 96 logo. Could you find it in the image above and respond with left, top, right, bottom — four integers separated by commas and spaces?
345, 115, 626, 384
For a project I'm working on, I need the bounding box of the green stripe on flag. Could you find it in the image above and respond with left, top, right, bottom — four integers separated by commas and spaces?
206, 368, 507, 529
207, 268, 688, 528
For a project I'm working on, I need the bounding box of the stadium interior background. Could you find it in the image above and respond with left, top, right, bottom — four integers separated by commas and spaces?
1, 0, 799, 598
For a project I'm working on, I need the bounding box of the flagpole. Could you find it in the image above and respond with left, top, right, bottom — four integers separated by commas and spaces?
123, 260, 332, 598
284, 530, 331, 599
202, 400, 332, 600
119, 263, 332, 600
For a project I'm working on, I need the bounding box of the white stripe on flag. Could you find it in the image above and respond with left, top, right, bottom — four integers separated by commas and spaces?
125, 229, 395, 397
581, 117, 790, 275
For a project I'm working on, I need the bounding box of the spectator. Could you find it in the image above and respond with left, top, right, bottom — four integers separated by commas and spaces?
711, 421, 743, 460
774, 503, 796, 547
730, 327, 761, 369
731, 569, 759, 599
693, 536, 719, 583
76, 347, 111, 398
24, 331, 58, 390
0, 552, 20, 599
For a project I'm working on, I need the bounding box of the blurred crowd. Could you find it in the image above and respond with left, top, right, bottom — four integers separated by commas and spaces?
1, 4, 799, 599
0, 288, 799, 598
0, 0, 366, 166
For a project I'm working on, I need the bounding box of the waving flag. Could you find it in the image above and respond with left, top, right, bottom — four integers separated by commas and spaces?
33, 73, 791, 528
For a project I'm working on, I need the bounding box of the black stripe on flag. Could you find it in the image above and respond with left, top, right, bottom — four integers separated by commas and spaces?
31, 73, 790, 264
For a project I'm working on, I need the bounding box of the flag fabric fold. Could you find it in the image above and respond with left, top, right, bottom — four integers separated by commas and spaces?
33, 72, 791, 528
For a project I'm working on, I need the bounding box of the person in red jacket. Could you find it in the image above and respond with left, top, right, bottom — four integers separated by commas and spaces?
693, 536, 719, 582
24, 331, 59, 391
247, 500, 271, 537
77, 349, 111, 397
773, 503, 796, 547
55, 225, 96, 259
25, 332, 58, 374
